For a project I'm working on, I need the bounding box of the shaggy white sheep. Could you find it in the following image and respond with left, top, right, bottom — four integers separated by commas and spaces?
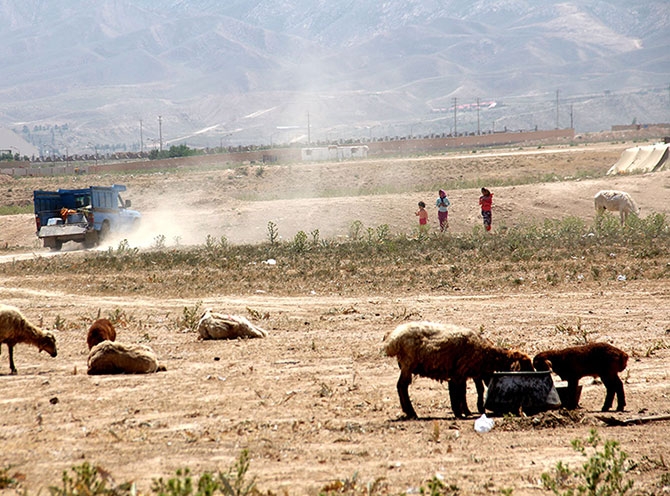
594, 190, 639, 225
197, 309, 268, 340
0, 304, 57, 374
384, 321, 533, 419
87, 341, 165, 375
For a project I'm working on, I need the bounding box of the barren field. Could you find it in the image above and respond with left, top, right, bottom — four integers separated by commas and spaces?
1, 140, 669, 495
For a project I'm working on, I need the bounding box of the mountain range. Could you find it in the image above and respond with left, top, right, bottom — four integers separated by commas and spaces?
1, 0, 668, 155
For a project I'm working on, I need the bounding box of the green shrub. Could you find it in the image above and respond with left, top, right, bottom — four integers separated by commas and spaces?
49, 462, 132, 496
541, 429, 634, 496
0, 465, 20, 489
151, 450, 258, 496
178, 301, 203, 332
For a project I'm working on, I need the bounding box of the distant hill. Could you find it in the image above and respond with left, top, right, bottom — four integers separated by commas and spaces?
0, 0, 668, 154
0, 128, 39, 158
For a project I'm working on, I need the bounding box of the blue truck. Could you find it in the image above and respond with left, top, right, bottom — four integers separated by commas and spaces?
33, 184, 141, 250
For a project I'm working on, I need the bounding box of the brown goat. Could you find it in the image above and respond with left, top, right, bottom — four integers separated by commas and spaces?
86, 318, 116, 350
384, 321, 533, 419
0, 304, 57, 374
533, 342, 628, 412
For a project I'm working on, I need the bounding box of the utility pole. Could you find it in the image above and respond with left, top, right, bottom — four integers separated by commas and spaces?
555, 90, 559, 129
476, 97, 481, 135
139, 119, 143, 154
158, 115, 163, 152
453, 97, 457, 136
570, 104, 574, 130
307, 112, 311, 145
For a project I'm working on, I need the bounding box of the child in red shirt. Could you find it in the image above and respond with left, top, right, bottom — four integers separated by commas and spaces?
479, 188, 493, 231
416, 201, 429, 232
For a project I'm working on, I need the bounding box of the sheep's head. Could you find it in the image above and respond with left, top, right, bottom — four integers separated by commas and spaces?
39, 331, 58, 357
509, 351, 534, 372
533, 356, 552, 372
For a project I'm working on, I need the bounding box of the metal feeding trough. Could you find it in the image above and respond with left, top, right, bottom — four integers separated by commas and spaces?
484, 370, 561, 415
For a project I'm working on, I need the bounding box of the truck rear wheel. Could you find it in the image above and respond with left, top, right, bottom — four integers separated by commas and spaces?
99, 221, 111, 242
50, 240, 63, 251
84, 231, 98, 249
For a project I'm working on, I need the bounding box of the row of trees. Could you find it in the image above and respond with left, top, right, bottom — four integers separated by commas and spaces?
0, 151, 28, 162
0, 145, 203, 164
147, 144, 203, 160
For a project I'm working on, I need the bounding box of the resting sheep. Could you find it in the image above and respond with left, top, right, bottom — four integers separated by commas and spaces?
197, 309, 268, 340
384, 321, 533, 419
87, 341, 165, 375
594, 190, 639, 225
533, 342, 628, 412
86, 318, 116, 350
0, 304, 57, 374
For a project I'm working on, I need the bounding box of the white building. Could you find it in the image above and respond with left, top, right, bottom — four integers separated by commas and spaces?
301, 145, 368, 162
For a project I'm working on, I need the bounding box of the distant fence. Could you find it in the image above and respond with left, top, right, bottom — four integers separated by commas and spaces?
366, 129, 574, 155
1, 129, 575, 178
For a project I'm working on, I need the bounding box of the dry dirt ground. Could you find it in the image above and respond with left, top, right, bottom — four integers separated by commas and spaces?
0, 141, 669, 495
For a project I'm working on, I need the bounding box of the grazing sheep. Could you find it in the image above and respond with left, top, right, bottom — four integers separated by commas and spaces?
197, 309, 268, 340
86, 318, 116, 350
384, 321, 533, 419
87, 341, 165, 375
0, 304, 57, 374
594, 190, 639, 225
533, 342, 628, 412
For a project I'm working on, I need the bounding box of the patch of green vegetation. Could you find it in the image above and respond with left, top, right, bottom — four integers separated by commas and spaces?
0, 465, 21, 489
1, 214, 668, 298
542, 429, 634, 496
236, 169, 608, 202
49, 462, 133, 496
0, 205, 33, 215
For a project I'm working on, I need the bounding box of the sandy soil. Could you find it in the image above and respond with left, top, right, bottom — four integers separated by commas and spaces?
0, 141, 669, 495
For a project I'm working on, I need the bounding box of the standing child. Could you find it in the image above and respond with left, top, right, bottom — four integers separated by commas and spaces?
416, 201, 428, 232
479, 187, 493, 231
435, 189, 451, 232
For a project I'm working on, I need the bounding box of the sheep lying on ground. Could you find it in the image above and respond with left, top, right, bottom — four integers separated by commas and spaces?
533, 342, 628, 412
0, 304, 57, 374
86, 318, 116, 350
197, 309, 268, 340
384, 321, 533, 419
594, 190, 639, 225
87, 341, 165, 375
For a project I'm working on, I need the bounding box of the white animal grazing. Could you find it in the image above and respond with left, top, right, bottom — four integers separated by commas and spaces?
197, 309, 268, 340
0, 304, 57, 374
594, 190, 639, 225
